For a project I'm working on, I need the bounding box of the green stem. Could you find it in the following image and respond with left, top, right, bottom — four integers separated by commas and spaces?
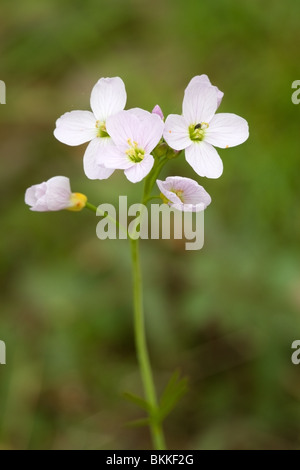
130, 238, 166, 450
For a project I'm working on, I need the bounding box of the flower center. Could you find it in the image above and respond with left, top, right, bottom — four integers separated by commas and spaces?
189, 122, 209, 142
125, 139, 145, 163
96, 121, 109, 138
171, 188, 184, 202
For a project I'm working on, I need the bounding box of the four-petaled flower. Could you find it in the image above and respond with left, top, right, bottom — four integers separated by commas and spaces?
163, 76, 249, 179
25, 176, 87, 212
54, 77, 127, 181
157, 176, 211, 212
98, 109, 164, 183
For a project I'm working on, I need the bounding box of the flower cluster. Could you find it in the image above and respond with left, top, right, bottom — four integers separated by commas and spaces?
25, 75, 249, 213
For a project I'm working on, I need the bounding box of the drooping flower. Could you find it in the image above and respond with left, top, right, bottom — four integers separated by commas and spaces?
54, 77, 127, 180
156, 176, 211, 212
163, 79, 249, 179
152, 104, 164, 120
99, 109, 164, 183
25, 176, 87, 212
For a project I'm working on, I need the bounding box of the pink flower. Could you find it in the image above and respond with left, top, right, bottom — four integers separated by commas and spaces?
156, 176, 211, 212
54, 77, 127, 181
163, 77, 249, 179
99, 109, 164, 183
25, 176, 87, 212
152, 104, 164, 120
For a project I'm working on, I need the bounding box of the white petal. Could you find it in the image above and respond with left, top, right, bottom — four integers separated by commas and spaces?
183, 84, 218, 124
137, 112, 164, 153
186, 75, 224, 109
127, 107, 150, 121
90, 77, 127, 121
101, 145, 133, 170
124, 155, 154, 183
25, 183, 46, 206
46, 176, 72, 210
54, 111, 97, 146
157, 176, 211, 211
106, 109, 163, 154
185, 142, 223, 179
205, 113, 249, 148
156, 178, 182, 205
106, 111, 139, 149
163, 114, 190, 150
83, 138, 115, 180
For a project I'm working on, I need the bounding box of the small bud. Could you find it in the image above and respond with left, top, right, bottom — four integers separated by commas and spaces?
152, 104, 164, 121
154, 142, 168, 158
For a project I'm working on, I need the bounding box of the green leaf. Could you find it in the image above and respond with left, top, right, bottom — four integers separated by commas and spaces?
158, 370, 189, 421
123, 392, 152, 413
125, 418, 151, 428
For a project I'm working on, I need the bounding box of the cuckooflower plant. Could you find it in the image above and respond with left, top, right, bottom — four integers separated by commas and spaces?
25, 74, 249, 450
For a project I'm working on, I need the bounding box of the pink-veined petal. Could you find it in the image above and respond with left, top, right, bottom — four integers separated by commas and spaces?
83, 138, 115, 180
127, 107, 150, 121
163, 114, 190, 150
100, 145, 133, 170
205, 113, 249, 148
90, 77, 126, 121
185, 141, 223, 179
46, 176, 72, 210
186, 75, 224, 108
107, 109, 163, 153
137, 113, 164, 153
54, 111, 97, 146
157, 176, 211, 211
106, 111, 140, 149
183, 84, 218, 124
124, 154, 154, 183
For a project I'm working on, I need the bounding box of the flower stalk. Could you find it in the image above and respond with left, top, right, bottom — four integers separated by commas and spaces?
130, 237, 166, 450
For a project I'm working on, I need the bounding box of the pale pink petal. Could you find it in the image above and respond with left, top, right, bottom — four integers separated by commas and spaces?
157, 176, 211, 212
163, 114, 190, 150
100, 145, 133, 170
128, 107, 150, 121
122, 108, 164, 152
205, 113, 249, 148
152, 104, 164, 120
25, 177, 72, 211
54, 111, 97, 146
90, 77, 126, 121
83, 138, 115, 180
124, 155, 154, 183
185, 141, 223, 179
156, 179, 182, 205
106, 111, 139, 149
106, 110, 163, 153
186, 75, 224, 108
183, 84, 218, 124
25, 183, 46, 207
46, 176, 72, 210
137, 113, 164, 153
25, 183, 48, 211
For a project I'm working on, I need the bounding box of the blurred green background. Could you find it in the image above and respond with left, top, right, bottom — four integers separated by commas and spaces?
1, 0, 300, 450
